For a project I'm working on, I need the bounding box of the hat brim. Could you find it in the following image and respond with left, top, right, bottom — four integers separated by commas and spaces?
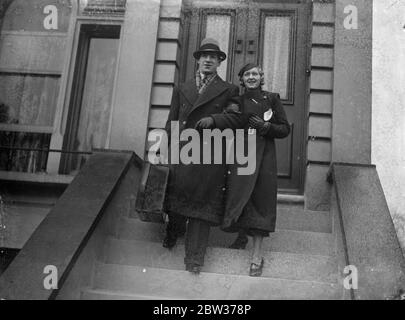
193, 49, 227, 61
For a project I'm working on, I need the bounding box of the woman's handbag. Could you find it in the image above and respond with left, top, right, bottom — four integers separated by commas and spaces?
135, 161, 169, 223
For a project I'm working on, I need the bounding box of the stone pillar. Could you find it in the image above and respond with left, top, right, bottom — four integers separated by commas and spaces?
331, 0, 373, 164
109, 0, 161, 156
372, 0, 405, 252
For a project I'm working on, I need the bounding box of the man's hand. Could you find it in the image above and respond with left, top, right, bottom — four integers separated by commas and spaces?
195, 117, 214, 130
225, 103, 240, 113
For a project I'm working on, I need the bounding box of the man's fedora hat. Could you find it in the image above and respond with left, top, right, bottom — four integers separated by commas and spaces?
193, 38, 227, 61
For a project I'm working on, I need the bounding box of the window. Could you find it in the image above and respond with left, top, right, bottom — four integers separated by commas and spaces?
0, 0, 72, 173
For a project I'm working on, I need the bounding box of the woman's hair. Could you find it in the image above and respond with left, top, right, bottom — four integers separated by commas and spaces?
238, 65, 265, 88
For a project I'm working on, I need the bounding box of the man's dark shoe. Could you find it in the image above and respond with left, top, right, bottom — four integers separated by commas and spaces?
229, 234, 248, 250
162, 234, 177, 249
186, 264, 201, 275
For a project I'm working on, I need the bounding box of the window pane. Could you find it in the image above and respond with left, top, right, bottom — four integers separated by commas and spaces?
0, 131, 51, 173
76, 38, 119, 151
69, 37, 119, 173
205, 14, 231, 80
262, 16, 291, 99
0, 0, 72, 173
0, 75, 59, 126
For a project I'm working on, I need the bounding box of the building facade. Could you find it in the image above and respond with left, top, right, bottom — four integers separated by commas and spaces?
0, 0, 404, 252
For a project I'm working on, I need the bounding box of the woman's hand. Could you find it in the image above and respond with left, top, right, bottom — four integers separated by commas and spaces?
248, 115, 266, 130
249, 115, 271, 135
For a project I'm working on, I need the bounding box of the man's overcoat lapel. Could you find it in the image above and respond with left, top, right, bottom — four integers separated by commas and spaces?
179, 76, 228, 118
192, 77, 228, 112
180, 80, 198, 106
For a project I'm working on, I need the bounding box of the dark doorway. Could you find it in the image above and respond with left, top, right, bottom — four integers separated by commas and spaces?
60, 24, 121, 174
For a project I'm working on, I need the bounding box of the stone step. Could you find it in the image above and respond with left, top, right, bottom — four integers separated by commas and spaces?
117, 218, 334, 256
277, 194, 305, 204
276, 205, 331, 233
81, 288, 177, 300
92, 263, 343, 300
103, 238, 338, 283
130, 204, 331, 233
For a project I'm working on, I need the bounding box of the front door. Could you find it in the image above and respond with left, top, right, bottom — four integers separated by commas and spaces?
182, 0, 310, 193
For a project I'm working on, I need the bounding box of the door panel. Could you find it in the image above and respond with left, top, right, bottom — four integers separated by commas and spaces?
182, 0, 250, 83
204, 14, 232, 79
261, 14, 292, 100
246, 2, 310, 192
182, 0, 310, 193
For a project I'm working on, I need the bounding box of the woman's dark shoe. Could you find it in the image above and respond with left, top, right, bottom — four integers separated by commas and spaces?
249, 258, 264, 277
229, 235, 248, 250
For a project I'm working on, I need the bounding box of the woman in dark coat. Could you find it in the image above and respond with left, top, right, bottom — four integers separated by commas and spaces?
222, 63, 290, 276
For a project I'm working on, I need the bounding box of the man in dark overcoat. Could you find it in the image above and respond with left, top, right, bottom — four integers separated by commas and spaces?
162, 38, 245, 274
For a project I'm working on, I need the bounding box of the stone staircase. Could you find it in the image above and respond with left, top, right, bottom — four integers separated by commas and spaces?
80, 203, 346, 300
